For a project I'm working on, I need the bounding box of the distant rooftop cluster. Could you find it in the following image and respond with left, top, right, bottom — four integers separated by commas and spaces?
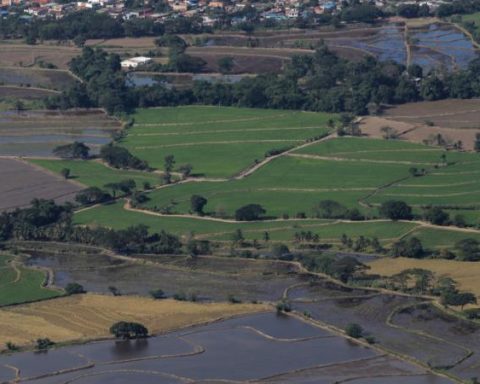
0, 0, 455, 26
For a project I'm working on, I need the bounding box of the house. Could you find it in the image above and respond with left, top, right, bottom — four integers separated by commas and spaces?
286, 7, 298, 18
121, 56, 152, 69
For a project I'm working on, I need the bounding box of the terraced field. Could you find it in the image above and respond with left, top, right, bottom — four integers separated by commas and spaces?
135, 136, 479, 219
66, 107, 480, 250
120, 106, 335, 178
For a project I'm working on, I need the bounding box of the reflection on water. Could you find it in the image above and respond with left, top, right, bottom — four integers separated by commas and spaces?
410, 23, 479, 71
0, 312, 453, 384
126, 72, 253, 89
0, 110, 119, 157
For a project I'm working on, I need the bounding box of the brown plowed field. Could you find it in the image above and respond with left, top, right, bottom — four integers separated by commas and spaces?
361, 99, 480, 150
0, 158, 83, 211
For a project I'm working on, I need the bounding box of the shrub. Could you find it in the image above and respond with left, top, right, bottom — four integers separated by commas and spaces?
345, 323, 363, 338
150, 289, 166, 299
65, 282, 86, 295
379, 200, 413, 220
276, 301, 292, 314
36, 338, 55, 350
5, 342, 18, 351
235, 204, 266, 221
228, 294, 242, 304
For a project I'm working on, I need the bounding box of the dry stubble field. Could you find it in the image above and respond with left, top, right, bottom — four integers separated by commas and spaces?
0, 294, 266, 346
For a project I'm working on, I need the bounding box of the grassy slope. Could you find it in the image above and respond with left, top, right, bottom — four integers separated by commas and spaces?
29, 159, 161, 189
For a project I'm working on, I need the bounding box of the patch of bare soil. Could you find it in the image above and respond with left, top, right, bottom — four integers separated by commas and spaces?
361, 100, 480, 150
0, 158, 83, 211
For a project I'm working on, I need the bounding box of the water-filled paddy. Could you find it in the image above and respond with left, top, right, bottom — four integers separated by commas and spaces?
410, 23, 479, 71
0, 110, 120, 157
1, 312, 450, 384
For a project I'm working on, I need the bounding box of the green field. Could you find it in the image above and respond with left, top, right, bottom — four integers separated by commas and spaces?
138, 154, 411, 218
69, 107, 480, 251
404, 227, 480, 250
0, 254, 61, 306
74, 201, 418, 243
136, 137, 480, 219
30, 159, 162, 189
120, 106, 336, 178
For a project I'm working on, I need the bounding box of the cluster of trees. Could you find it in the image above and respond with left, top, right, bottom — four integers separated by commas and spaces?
314, 200, 364, 221
49, 43, 480, 117
53, 142, 90, 159
0, 199, 182, 255
100, 144, 149, 170
110, 321, 149, 339
235, 204, 266, 221
390, 237, 424, 258
0, 11, 208, 42
340, 234, 384, 253
310, 255, 368, 283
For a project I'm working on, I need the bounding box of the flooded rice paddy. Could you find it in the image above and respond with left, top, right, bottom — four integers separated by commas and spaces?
10, 245, 480, 382
0, 110, 120, 157
324, 22, 478, 71
0, 313, 451, 384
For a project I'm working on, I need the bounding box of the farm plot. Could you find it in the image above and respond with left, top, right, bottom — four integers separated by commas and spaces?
367, 158, 480, 208
409, 23, 479, 70
121, 106, 335, 178
30, 159, 161, 189
130, 153, 409, 218
0, 253, 61, 307
0, 294, 264, 347
0, 67, 77, 90
0, 311, 448, 384
293, 137, 480, 210
390, 303, 480, 380
323, 24, 407, 64
186, 46, 305, 74
0, 42, 80, 69
74, 200, 419, 245
402, 226, 480, 250
140, 137, 460, 219
0, 85, 58, 100
291, 291, 468, 370
0, 109, 120, 157
382, 98, 480, 129
19, 243, 302, 301
368, 257, 480, 299
0, 158, 82, 211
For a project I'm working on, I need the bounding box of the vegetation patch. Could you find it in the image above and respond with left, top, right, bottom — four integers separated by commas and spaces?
0, 254, 61, 307
121, 106, 335, 178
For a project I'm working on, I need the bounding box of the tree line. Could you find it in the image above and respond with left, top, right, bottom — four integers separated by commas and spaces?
47, 44, 480, 116
0, 198, 182, 255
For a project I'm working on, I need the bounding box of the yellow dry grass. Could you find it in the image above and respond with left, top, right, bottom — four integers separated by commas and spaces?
369, 257, 480, 298
0, 294, 268, 347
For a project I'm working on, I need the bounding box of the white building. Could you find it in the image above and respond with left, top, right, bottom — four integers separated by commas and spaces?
121, 56, 153, 69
